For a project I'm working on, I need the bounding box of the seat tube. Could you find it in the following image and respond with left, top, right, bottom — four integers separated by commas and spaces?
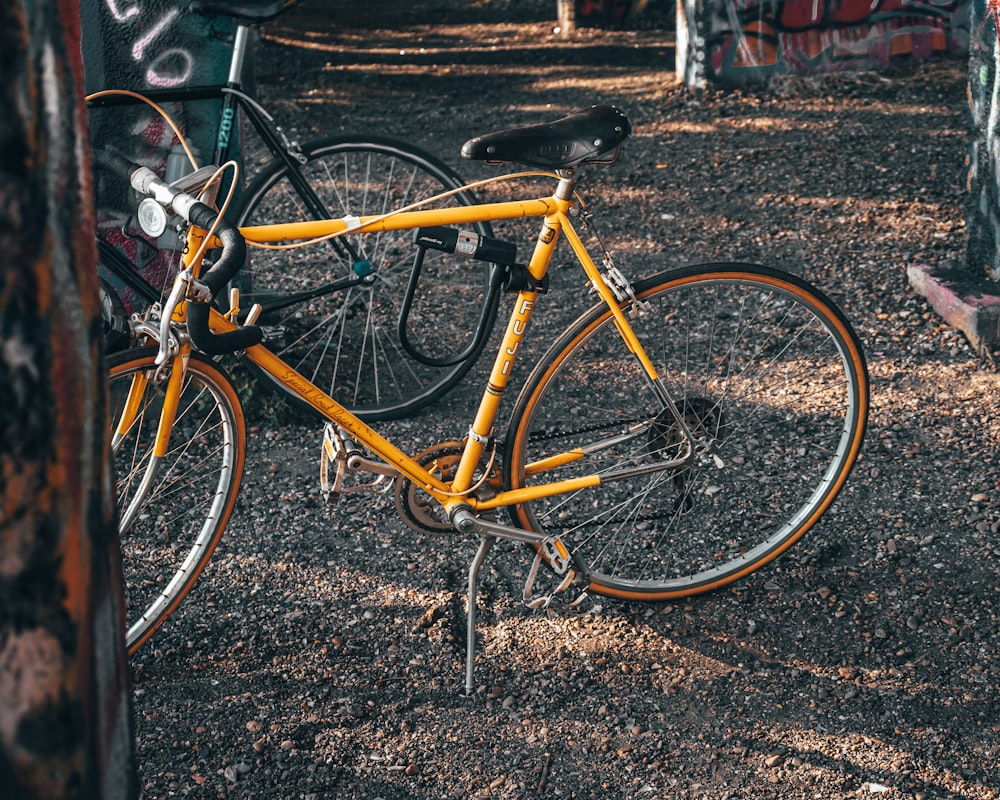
452, 192, 572, 492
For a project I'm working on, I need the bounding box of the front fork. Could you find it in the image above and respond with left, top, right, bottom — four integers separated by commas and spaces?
113, 344, 191, 534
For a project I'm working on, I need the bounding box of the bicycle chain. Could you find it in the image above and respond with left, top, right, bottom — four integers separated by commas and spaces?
518, 398, 724, 522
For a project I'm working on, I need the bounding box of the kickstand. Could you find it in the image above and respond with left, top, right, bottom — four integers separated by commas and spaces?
465, 535, 496, 695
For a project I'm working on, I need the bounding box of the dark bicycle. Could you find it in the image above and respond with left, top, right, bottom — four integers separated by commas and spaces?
89, 0, 500, 421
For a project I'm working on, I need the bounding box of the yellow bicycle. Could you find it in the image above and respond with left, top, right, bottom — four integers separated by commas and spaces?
105, 105, 870, 691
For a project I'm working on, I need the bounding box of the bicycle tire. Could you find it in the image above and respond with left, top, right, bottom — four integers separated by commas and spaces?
234, 135, 500, 421
107, 346, 246, 653
503, 263, 869, 599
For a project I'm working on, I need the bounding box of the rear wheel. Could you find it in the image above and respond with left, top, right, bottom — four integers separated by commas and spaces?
504, 264, 869, 599
235, 136, 500, 420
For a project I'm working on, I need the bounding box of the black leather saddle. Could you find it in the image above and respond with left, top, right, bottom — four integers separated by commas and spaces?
461, 105, 632, 170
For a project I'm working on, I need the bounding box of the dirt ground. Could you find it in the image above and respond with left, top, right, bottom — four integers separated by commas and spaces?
127, 2, 999, 799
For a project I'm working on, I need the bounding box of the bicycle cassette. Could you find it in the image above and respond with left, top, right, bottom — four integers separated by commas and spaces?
393, 441, 501, 535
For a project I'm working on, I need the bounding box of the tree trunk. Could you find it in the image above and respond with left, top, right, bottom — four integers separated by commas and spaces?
0, 0, 137, 797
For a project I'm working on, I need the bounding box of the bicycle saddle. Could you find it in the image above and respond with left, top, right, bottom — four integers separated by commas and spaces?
461, 105, 631, 170
188, 0, 296, 23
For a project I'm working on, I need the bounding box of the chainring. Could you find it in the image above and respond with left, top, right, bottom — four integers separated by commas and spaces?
393, 440, 501, 535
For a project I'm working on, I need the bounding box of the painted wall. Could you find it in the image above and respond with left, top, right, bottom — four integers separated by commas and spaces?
81, 0, 234, 154
678, 0, 971, 88
966, 0, 1000, 281
81, 1, 236, 308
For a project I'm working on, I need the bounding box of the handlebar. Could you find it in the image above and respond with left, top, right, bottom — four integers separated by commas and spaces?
94, 149, 263, 355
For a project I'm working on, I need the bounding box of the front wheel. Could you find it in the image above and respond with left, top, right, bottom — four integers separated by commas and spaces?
503, 264, 869, 599
108, 347, 246, 653
235, 136, 500, 421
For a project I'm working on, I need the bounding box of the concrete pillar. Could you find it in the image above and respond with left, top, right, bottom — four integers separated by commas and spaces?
966, 0, 1000, 281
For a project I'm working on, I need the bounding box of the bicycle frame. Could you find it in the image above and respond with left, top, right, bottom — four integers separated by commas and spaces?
170, 182, 699, 522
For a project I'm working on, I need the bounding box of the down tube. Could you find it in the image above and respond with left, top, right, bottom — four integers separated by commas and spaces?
238, 337, 451, 493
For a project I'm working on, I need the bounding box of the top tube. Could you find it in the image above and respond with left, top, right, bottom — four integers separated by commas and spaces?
238, 197, 563, 245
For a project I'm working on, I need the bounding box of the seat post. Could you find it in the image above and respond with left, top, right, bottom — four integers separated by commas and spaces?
227, 23, 252, 86
554, 169, 577, 202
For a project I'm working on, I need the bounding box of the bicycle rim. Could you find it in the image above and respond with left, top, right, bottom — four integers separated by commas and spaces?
108, 347, 246, 653
235, 136, 499, 421
503, 264, 869, 599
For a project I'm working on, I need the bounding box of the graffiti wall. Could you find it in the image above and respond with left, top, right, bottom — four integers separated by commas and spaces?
80, 1, 236, 311
678, 0, 972, 87
967, 0, 1000, 281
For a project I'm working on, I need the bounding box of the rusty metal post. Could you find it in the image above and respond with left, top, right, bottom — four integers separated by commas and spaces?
0, 0, 137, 797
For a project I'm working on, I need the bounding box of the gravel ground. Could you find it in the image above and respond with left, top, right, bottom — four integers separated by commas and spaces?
127, 2, 999, 799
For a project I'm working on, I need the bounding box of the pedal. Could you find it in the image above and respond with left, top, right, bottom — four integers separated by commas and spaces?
258, 324, 286, 348
522, 542, 588, 610
319, 423, 394, 502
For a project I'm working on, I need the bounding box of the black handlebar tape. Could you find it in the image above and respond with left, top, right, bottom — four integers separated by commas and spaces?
188, 204, 245, 294
184, 208, 263, 354
90, 150, 263, 354
93, 148, 141, 179
186, 302, 264, 355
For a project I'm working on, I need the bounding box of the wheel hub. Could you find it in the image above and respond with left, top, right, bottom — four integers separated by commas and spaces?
647, 396, 724, 460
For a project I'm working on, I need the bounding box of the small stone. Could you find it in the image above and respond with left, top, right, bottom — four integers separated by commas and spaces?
764, 754, 784, 768
405, 763, 420, 776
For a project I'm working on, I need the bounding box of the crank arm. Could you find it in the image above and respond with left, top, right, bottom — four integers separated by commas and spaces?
450, 508, 573, 575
